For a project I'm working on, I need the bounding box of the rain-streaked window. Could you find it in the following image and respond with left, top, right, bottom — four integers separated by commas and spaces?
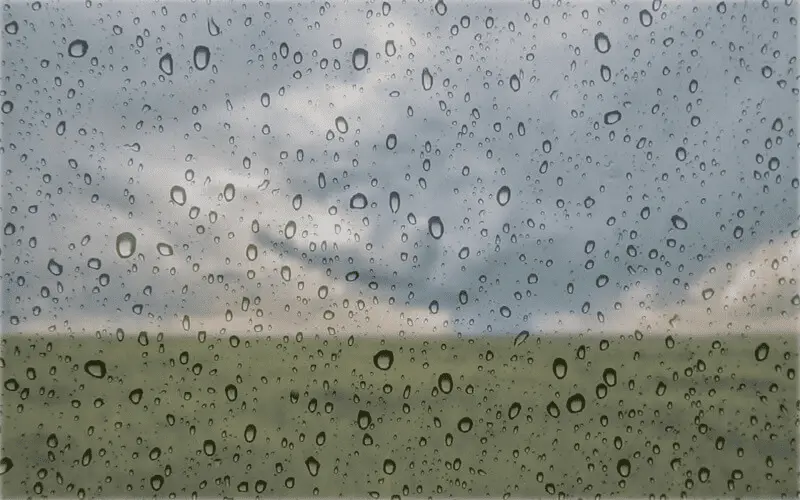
1, 1, 797, 498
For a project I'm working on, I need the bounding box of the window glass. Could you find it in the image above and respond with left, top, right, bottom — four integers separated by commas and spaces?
1, 1, 797, 498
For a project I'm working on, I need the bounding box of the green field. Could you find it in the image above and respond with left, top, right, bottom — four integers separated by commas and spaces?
1, 332, 797, 498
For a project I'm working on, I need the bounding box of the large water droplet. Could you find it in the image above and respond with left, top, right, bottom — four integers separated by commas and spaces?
438, 373, 453, 394
552, 358, 568, 379
156, 243, 173, 256
193, 45, 210, 70
421, 67, 433, 91
116, 232, 137, 259
671, 215, 688, 230
47, 258, 63, 276
497, 186, 511, 206
389, 191, 400, 213
68, 39, 88, 58
428, 216, 444, 239
594, 32, 611, 53
84, 360, 107, 378
373, 350, 394, 370
350, 193, 368, 209
159, 53, 173, 75
754, 342, 769, 361
223, 183, 235, 201
604, 110, 622, 124
352, 48, 369, 70
246, 244, 258, 261
639, 9, 653, 26
335, 116, 349, 134
170, 185, 186, 206
566, 393, 586, 413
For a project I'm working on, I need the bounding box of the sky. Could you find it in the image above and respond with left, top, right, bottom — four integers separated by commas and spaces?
1, 0, 798, 337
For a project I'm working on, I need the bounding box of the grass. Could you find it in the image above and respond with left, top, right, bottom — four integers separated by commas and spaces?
1, 332, 797, 498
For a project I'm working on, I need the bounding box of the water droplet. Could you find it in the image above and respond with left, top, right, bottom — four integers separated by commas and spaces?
84, 360, 107, 379
594, 32, 611, 53
656, 381, 667, 396
546, 401, 560, 418
305, 456, 320, 476
207, 17, 221, 36
671, 215, 688, 230
509, 74, 521, 92
421, 67, 433, 91
47, 258, 63, 276
335, 116, 349, 134
352, 48, 369, 70
457, 417, 473, 432
552, 358, 567, 379
4, 21, 18, 35
156, 243, 173, 256
203, 439, 216, 456
717, 1, 727, 13
438, 373, 453, 394
508, 402, 521, 419
193, 45, 210, 70
350, 193, 368, 209
68, 39, 88, 58
373, 350, 394, 370
428, 216, 444, 239
159, 53, 173, 75
285, 220, 297, 239
755, 342, 769, 361
429, 300, 440, 314
345, 271, 359, 281
702, 288, 715, 300
385, 40, 396, 56
389, 191, 400, 213
244, 424, 257, 443
617, 458, 631, 477
604, 110, 622, 125
435, 0, 447, 15
382, 459, 396, 475
225, 384, 238, 401
246, 244, 258, 261
115, 232, 137, 258
596, 274, 609, 287
497, 186, 511, 206
170, 185, 186, 205
357, 410, 372, 429
129, 388, 143, 404
223, 183, 235, 201
260, 92, 271, 107
280, 266, 292, 282
603, 368, 617, 386
566, 393, 586, 413
386, 133, 397, 150
639, 9, 653, 26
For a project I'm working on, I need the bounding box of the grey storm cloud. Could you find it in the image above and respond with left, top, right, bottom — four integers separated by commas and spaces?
1, 1, 797, 336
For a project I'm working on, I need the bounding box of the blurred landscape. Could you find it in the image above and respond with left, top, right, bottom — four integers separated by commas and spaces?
1, 332, 797, 498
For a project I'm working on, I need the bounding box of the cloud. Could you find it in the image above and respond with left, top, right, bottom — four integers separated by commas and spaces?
1, 1, 797, 336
